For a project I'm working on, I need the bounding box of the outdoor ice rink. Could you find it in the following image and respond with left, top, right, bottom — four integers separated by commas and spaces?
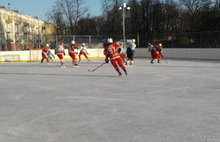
0, 58, 220, 142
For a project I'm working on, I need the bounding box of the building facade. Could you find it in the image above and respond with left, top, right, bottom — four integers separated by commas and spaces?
0, 5, 44, 51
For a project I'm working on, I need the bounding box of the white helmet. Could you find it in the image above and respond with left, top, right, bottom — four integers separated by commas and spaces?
132, 39, 136, 43
107, 38, 113, 43
46, 44, 49, 47
71, 40, 75, 44
82, 43, 85, 46
159, 43, 162, 46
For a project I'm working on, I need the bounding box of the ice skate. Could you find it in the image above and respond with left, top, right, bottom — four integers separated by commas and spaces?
124, 71, 128, 76
51, 58, 56, 62
119, 72, 122, 77
73, 64, 79, 67
61, 65, 66, 68
130, 63, 134, 67
125, 61, 129, 67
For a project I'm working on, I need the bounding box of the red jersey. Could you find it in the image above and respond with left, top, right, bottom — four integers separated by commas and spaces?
104, 43, 121, 60
42, 47, 49, 52
157, 46, 163, 52
69, 44, 78, 54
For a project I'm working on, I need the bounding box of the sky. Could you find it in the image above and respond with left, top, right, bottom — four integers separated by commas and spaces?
0, 0, 103, 21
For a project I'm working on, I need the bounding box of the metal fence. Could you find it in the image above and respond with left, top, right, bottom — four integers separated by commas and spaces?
143, 32, 220, 48
1, 31, 220, 51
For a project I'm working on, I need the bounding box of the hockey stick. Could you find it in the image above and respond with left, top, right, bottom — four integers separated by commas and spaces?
163, 58, 168, 64
88, 62, 106, 72
161, 53, 168, 64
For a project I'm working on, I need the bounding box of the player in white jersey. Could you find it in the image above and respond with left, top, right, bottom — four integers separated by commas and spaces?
79, 43, 90, 62
126, 39, 136, 66
55, 42, 66, 67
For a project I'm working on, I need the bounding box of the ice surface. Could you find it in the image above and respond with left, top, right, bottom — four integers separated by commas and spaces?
0, 58, 220, 142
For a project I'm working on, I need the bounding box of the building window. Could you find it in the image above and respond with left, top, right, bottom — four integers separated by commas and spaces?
15, 24, 19, 32
6, 23, 10, 29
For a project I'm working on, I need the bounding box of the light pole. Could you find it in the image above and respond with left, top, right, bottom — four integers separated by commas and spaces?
119, 3, 130, 48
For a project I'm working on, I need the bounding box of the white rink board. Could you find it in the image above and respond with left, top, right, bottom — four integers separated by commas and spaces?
135, 48, 220, 60
1, 48, 220, 62
0, 58, 220, 142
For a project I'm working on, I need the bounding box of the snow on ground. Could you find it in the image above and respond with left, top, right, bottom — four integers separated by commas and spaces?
0, 58, 220, 142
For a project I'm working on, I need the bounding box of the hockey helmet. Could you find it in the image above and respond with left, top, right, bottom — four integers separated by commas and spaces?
132, 39, 136, 43
82, 43, 85, 46
60, 42, 64, 45
107, 38, 113, 43
159, 43, 162, 46
71, 40, 75, 44
46, 44, 49, 47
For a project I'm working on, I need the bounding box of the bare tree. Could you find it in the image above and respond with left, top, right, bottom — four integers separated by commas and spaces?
100, 0, 123, 36
76, 14, 99, 35
46, 9, 66, 35
101, 0, 112, 18
163, 0, 179, 33
127, 0, 140, 35
179, 0, 212, 31
47, 0, 88, 35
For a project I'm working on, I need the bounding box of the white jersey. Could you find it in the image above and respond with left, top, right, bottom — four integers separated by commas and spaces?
127, 42, 136, 49
130, 43, 136, 51
148, 45, 154, 52
80, 46, 87, 53
56, 45, 65, 55
57, 45, 64, 51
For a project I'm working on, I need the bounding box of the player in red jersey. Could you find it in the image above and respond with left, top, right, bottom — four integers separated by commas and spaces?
104, 38, 127, 76
157, 43, 163, 57
69, 40, 79, 67
41, 44, 50, 63
150, 43, 163, 64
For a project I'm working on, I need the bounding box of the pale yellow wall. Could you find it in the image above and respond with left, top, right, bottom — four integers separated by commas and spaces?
0, 8, 44, 50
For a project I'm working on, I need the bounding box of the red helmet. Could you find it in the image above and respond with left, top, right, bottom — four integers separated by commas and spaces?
60, 42, 64, 45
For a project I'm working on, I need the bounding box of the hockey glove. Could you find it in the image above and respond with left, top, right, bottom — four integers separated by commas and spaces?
105, 59, 109, 63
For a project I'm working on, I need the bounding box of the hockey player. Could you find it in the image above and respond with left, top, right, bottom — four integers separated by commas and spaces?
79, 43, 90, 62
69, 40, 79, 67
148, 43, 153, 52
47, 48, 56, 62
56, 42, 66, 67
116, 43, 126, 63
104, 38, 127, 76
148, 43, 154, 58
41, 44, 50, 63
150, 43, 163, 64
158, 43, 163, 57
126, 39, 136, 66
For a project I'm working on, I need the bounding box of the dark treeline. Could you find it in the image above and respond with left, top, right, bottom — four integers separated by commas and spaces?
46, 0, 220, 36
